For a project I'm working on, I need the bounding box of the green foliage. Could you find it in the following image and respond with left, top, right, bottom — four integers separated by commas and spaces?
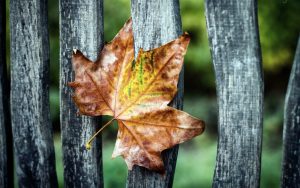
258, 0, 300, 72
104, 0, 130, 41
180, 0, 215, 91
50, 88, 59, 123
173, 136, 216, 188
261, 148, 282, 188
263, 95, 284, 149
54, 135, 64, 188
102, 143, 127, 188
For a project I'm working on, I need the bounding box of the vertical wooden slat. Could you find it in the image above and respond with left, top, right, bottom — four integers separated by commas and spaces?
126, 0, 183, 187
281, 36, 300, 188
0, 0, 6, 185
59, 0, 104, 187
205, 0, 263, 187
10, 0, 58, 187
0, 0, 12, 186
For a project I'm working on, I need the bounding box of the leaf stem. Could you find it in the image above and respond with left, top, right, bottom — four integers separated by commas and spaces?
85, 118, 115, 150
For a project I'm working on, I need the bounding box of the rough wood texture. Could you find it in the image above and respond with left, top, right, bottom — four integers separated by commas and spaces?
0, 0, 6, 185
10, 0, 58, 187
0, 0, 13, 186
126, 0, 183, 187
205, 1, 263, 187
59, 0, 104, 187
281, 36, 300, 188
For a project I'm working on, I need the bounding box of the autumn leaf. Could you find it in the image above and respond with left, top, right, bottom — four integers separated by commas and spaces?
68, 18, 205, 172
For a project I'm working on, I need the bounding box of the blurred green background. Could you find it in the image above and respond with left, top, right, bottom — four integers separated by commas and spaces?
6, 0, 300, 187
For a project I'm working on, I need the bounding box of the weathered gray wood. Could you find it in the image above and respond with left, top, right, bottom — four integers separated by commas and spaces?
0, 0, 13, 186
205, 0, 263, 187
10, 0, 58, 187
59, 0, 104, 187
126, 0, 183, 187
0, 0, 7, 185
281, 36, 300, 188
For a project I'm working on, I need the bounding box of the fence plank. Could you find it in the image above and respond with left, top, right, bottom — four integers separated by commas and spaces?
59, 0, 104, 187
0, 0, 13, 186
126, 0, 183, 187
281, 36, 300, 188
10, 0, 58, 187
205, 0, 263, 187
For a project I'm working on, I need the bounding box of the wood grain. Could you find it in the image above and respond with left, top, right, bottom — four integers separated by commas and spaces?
10, 0, 58, 187
281, 36, 300, 188
127, 0, 183, 187
205, 0, 263, 187
0, 0, 12, 186
59, 0, 104, 187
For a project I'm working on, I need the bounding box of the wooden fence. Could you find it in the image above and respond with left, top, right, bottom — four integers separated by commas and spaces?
205, 1, 263, 187
0, 0, 299, 187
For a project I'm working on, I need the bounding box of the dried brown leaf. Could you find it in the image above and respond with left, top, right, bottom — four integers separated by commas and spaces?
69, 18, 205, 172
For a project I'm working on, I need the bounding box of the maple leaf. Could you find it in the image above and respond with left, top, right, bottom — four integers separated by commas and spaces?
68, 18, 205, 172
